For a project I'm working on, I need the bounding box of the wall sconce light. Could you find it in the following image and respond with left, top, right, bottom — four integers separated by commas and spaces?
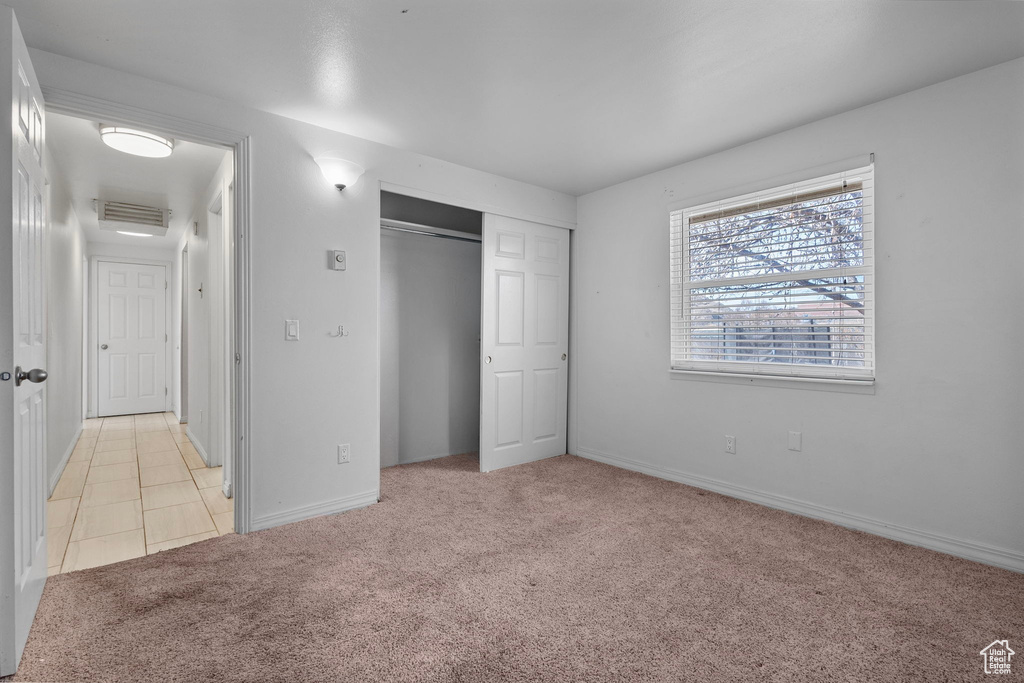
314, 156, 365, 191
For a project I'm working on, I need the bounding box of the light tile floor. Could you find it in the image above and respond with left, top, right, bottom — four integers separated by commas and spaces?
47, 412, 233, 574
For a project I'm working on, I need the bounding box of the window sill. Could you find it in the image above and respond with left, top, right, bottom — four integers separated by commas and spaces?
669, 368, 876, 394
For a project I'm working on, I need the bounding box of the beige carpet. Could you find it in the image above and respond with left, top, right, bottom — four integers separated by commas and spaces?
7, 454, 1023, 682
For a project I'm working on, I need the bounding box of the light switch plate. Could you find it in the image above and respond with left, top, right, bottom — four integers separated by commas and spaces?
285, 319, 300, 341
330, 250, 346, 271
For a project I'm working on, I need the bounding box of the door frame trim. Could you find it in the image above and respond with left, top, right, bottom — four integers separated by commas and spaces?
179, 245, 188, 423
89, 257, 172, 418
43, 86, 253, 534
81, 255, 89, 420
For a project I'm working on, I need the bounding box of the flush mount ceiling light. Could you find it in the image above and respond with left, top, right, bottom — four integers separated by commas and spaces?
99, 125, 174, 158
314, 156, 364, 191
116, 231, 153, 237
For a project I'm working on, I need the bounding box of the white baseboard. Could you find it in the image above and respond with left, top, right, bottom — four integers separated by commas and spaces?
577, 446, 1024, 574
250, 489, 379, 532
48, 424, 84, 497
185, 426, 211, 466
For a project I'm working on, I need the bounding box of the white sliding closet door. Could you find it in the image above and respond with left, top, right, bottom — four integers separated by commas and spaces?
480, 214, 569, 472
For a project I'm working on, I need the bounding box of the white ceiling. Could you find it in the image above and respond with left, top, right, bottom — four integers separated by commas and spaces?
47, 112, 229, 249
15, 1, 1024, 196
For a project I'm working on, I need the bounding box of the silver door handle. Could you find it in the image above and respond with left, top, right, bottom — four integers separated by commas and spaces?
101, 344, 108, 350
14, 367, 47, 387
561, 353, 567, 361
484, 356, 492, 364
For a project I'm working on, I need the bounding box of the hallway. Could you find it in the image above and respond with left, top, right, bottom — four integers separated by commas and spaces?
47, 412, 234, 573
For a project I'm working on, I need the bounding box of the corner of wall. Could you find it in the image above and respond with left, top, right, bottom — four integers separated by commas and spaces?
47, 423, 82, 498
577, 446, 1024, 574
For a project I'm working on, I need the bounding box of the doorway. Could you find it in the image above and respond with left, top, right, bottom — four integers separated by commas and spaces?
0, 18, 253, 672
380, 192, 483, 467
42, 107, 237, 572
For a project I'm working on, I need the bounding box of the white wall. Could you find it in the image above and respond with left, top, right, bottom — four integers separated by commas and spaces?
573, 58, 1024, 570
30, 49, 577, 530
182, 195, 209, 449
86, 242, 179, 263
44, 146, 86, 491
380, 230, 481, 467
172, 152, 233, 475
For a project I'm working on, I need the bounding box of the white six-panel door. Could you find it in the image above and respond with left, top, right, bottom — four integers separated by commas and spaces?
97, 261, 167, 416
0, 7, 47, 676
480, 214, 569, 472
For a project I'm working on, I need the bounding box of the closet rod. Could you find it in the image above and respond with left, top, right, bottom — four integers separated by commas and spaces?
380, 219, 482, 244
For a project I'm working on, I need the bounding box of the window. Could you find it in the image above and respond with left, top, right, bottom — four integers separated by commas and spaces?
670, 165, 874, 381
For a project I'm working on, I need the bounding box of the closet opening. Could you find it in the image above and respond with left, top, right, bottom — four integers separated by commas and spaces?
380, 191, 483, 469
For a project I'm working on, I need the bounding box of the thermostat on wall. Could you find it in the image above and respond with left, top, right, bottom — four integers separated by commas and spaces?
330, 250, 346, 271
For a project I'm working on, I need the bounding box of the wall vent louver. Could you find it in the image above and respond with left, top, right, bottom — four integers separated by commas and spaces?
96, 200, 171, 237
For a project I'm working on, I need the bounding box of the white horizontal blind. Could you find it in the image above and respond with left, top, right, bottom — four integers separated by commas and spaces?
670, 165, 874, 381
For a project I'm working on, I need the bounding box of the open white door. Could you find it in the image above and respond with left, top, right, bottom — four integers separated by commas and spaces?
0, 8, 48, 676
480, 214, 569, 472
97, 261, 167, 416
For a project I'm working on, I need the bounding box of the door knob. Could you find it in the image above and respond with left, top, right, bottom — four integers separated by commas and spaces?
561, 353, 567, 361
100, 344, 108, 350
14, 367, 47, 387
484, 356, 492, 364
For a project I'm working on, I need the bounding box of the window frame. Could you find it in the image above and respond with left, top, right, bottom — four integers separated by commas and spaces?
670, 165, 875, 383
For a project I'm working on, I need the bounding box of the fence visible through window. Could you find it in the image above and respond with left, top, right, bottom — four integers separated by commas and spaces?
670, 164, 874, 381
